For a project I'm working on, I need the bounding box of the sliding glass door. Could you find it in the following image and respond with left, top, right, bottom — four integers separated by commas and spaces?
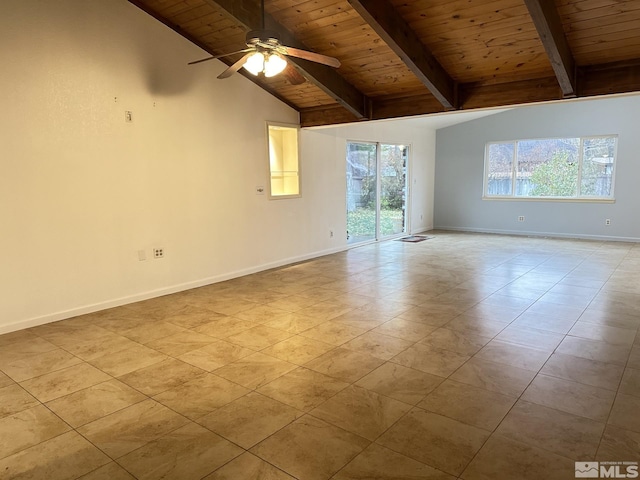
346, 142, 408, 244
347, 142, 378, 243
380, 144, 408, 238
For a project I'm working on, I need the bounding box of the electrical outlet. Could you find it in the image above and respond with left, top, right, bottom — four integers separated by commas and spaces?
518, 216, 525, 222
153, 248, 164, 259
605, 219, 611, 226
137, 250, 146, 261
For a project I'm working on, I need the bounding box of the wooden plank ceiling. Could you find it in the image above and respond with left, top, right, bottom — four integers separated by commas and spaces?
130, 0, 640, 126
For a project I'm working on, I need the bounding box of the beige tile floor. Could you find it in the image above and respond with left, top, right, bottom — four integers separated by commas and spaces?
1, 231, 640, 479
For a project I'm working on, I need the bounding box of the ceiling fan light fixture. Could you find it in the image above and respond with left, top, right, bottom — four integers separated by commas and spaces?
243, 51, 265, 75
188, 2, 339, 81
264, 53, 287, 77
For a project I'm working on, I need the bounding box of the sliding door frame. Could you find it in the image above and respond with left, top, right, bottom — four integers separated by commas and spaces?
346, 140, 410, 245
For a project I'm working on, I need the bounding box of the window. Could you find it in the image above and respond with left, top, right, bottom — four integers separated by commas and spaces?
484, 136, 617, 200
267, 123, 300, 199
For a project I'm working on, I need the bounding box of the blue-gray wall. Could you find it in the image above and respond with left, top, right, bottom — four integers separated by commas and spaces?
434, 95, 640, 241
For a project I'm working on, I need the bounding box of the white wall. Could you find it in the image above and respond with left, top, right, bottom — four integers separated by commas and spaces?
0, 0, 436, 334
0, 0, 291, 333
302, 122, 436, 238
434, 95, 640, 241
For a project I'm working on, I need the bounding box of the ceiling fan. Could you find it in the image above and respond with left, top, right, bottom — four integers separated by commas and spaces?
188, 0, 340, 83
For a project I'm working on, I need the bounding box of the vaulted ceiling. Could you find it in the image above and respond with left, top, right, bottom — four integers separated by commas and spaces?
130, 0, 640, 126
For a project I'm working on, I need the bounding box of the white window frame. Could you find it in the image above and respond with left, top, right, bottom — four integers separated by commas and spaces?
266, 121, 301, 200
483, 135, 618, 202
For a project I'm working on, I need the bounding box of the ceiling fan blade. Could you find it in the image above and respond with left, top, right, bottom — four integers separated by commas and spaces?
188, 48, 253, 65
217, 52, 253, 79
281, 64, 306, 85
280, 46, 341, 68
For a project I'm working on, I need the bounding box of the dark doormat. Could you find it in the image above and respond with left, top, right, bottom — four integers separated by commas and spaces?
396, 235, 432, 243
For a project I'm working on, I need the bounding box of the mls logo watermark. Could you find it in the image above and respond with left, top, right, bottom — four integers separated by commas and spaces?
575, 461, 639, 478
576, 462, 599, 478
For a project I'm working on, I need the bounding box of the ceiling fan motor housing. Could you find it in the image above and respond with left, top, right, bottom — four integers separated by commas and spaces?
246, 30, 281, 48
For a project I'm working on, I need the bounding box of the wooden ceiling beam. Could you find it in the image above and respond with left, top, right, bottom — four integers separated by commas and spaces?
577, 59, 640, 97
299, 104, 363, 127
460, 76, 562, 110
523, 0, 576, 98
347, 0, 457, 109
302, 58, 640, 126
204, 0, 369, 119
301, 78, 559, 127
300, 93, 444, 127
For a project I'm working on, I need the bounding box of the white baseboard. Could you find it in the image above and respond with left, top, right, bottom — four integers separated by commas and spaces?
410, 224, 433, 235
0, 244, 351, 335
435, 225, 640, 243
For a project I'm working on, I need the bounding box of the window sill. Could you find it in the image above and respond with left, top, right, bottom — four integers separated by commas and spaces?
268, 193, 302, 200
482, 196, 615, 203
